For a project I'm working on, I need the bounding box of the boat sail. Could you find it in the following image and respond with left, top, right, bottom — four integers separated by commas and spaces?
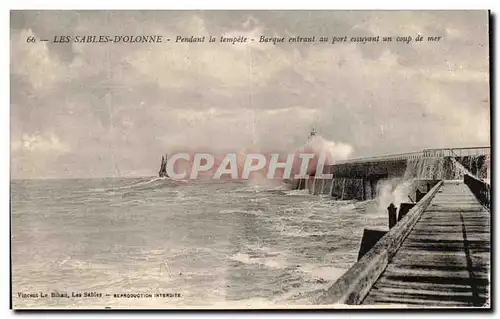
158, 154, 169, 178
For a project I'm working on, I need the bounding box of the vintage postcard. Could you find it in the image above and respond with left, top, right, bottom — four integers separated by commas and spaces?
10, 10, 491, 309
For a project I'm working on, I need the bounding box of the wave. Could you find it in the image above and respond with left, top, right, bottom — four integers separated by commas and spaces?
230, 252, 287, 270
275, 226, 338, 239
229, 244, 288, 270
111, 177, 168, 190
218, 209, 264, 217
297, 263, 348, 282
283, 189, 310, 196
89, 177, 188, 194
272, 264, 347, 305
232, 181, 291, 194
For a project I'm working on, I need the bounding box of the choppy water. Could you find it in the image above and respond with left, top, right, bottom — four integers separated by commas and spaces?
11, 177, 387, 308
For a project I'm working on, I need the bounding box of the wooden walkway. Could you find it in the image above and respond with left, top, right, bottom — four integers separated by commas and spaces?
362, 181, 490, 306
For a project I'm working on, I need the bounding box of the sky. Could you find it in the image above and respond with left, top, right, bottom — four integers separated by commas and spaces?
10, 10, 490, 179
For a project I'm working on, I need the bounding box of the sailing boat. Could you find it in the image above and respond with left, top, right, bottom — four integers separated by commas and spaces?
158, 153, 169, 178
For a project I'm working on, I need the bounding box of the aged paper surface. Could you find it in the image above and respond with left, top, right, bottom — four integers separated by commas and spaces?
10, 10, 491, 309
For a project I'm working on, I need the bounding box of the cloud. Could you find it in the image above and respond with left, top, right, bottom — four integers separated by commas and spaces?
264, 106, 317, 119
123, 16, 293, 92
11, 133, 71, 179
10, 29, 66, 90
11, 133, 70, 154
10, 28, 98, 91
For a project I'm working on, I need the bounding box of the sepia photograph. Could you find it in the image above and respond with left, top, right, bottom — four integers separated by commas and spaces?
10, 10, 491, 309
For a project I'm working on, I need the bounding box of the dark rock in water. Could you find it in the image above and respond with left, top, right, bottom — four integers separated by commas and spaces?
265, 190, 286, 195
263, 253, 280, 258
122, 192, 136, 198
248, 252, 280, 259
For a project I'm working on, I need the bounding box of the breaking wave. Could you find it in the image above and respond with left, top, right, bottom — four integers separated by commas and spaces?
89, 176, 187, 193
230, 252, 287, 270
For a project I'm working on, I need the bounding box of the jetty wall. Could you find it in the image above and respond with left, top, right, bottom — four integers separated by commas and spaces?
297, 155, 487, 200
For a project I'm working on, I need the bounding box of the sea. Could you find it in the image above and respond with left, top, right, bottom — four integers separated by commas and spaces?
11, 177, 388, 309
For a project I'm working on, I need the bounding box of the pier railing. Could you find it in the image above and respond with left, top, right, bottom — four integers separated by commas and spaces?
317, 181, 444, 305
464, 174, 491, 211
425, 146, 490, 157
335, 147, 490, 165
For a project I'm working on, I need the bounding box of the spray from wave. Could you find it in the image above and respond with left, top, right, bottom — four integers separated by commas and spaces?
290, 135, 353, 176
160, 134, 353, 186
375, 178, 413, 214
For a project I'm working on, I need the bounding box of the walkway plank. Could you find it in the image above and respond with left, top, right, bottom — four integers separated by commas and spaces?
361, 181, 490, 307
